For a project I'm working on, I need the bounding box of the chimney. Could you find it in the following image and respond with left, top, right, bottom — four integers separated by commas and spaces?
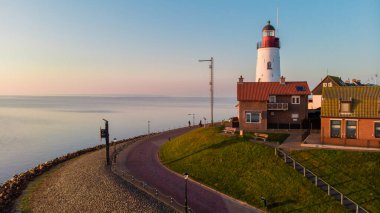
280, 76, 286, 85
238, 75, 244, 83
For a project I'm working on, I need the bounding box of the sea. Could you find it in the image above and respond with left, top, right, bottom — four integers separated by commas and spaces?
0, 96, 236, 184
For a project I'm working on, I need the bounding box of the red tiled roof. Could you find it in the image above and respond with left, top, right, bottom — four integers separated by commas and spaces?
237, 81, 310, 101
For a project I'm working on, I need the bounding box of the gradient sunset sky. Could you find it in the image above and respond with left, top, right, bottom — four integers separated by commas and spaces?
1, 0, 379, 96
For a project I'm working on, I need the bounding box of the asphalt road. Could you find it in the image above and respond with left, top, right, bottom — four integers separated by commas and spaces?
116, 127, 261, 213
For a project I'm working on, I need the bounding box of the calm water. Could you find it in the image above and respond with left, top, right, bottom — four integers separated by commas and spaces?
0, 96, 235, 184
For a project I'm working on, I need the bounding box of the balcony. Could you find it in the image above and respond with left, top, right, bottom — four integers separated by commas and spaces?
268, 103, 288, 111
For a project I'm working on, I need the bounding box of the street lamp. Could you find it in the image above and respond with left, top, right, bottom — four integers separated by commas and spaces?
188, 113, 195, 126
148, 120, 150, 134
184, 172, 189, 213
199, 57, 214, 126
113, 138, 117, 163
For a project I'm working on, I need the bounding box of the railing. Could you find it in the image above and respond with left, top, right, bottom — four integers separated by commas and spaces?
257, 40, 280, 49
110, 128, 194, 213
267, 103, 288, 111
274, 148, 368, 213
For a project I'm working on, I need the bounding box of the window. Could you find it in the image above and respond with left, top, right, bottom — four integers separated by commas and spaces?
375, 122, 380, 138
267, 62, 272, 70
330, 120, 341, 138
292, 113, 299, 121
263, 30, 275, 36
323, 83, 327, 87
346, 120, 357, 139
340, 101, 352, 113
245, 112, 260, 123
328, 82, 332, 87
269, 96, 276, 103
291, 96, 300, 104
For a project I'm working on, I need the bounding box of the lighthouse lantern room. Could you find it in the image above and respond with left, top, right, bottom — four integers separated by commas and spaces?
255, 21, 281, 82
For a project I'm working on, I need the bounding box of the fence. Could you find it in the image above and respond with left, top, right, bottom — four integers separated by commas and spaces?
275, 148, 368, 213
110, 128, 193, 213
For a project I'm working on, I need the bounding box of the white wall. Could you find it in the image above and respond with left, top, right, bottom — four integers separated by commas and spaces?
255, 47, 281, 82
312, 95, 322, 109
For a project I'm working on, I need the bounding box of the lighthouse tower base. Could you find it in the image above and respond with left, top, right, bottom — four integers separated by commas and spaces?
255, 47, 281, 82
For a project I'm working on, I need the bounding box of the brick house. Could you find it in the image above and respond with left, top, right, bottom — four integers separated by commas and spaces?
310, 75, 345, 109
237, 76, 310, 131
321, 86, 380, 148
311, 75, 368, 109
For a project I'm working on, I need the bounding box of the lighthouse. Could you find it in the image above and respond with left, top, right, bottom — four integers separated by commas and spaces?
255, 21, 281, 82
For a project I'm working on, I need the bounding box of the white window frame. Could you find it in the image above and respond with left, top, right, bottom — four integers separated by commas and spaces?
291, 113, 299, 121
269, 96, 276, 103
291, 96, 300, 104
330, 119, 342, 138
345, 119, 358, 139
245, 111, 261, 123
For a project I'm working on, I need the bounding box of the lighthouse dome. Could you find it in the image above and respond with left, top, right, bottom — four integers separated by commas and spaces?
262, 20, 275, 31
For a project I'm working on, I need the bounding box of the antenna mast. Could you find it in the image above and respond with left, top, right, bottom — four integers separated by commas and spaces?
276, 8, 279, 35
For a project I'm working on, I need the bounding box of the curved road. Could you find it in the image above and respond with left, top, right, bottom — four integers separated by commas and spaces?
116, 127, 261, 213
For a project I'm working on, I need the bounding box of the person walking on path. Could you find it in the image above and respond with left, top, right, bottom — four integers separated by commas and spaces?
188, 120, 191, 127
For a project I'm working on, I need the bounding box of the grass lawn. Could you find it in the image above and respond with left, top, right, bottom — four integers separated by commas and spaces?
159, 127, 347, 212
291, 149, 380, 212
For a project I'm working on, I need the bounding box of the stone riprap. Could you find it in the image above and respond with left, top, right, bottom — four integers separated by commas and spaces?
0, 134, 157, 212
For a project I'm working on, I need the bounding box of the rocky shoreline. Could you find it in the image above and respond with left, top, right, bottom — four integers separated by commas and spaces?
0, 134, 151, 212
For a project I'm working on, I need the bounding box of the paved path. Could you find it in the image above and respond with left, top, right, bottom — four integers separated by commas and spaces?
116, 127, 261, 213
21, 146, 172, 212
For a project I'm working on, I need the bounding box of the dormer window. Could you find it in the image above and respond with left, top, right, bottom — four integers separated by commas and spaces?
267, 62, 272, 70
339, 98, 352, 113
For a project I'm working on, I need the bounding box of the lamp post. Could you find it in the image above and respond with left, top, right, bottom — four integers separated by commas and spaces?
199, 57, 214, 126
188, 113, 195, 126
100, 119, 110, 166
113, 138, 117, 163
184, 172, 189, 213
148, 120, 150, 134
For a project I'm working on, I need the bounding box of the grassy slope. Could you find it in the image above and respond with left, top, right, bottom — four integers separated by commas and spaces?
291, 149, 380, 212
15, 164, 64, 212
159, 127, 347, 212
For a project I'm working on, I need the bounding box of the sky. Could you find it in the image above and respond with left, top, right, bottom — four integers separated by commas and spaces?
0, 0, 379, 97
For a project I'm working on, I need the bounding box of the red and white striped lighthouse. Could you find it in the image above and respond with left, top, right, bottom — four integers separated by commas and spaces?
255, 21, 281, 82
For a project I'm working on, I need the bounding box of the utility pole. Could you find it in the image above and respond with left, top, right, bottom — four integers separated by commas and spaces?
199, 57, 214, 126
100, 119, 110, 166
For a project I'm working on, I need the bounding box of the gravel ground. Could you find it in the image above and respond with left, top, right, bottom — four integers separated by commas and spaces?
25, 145, 173, 212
